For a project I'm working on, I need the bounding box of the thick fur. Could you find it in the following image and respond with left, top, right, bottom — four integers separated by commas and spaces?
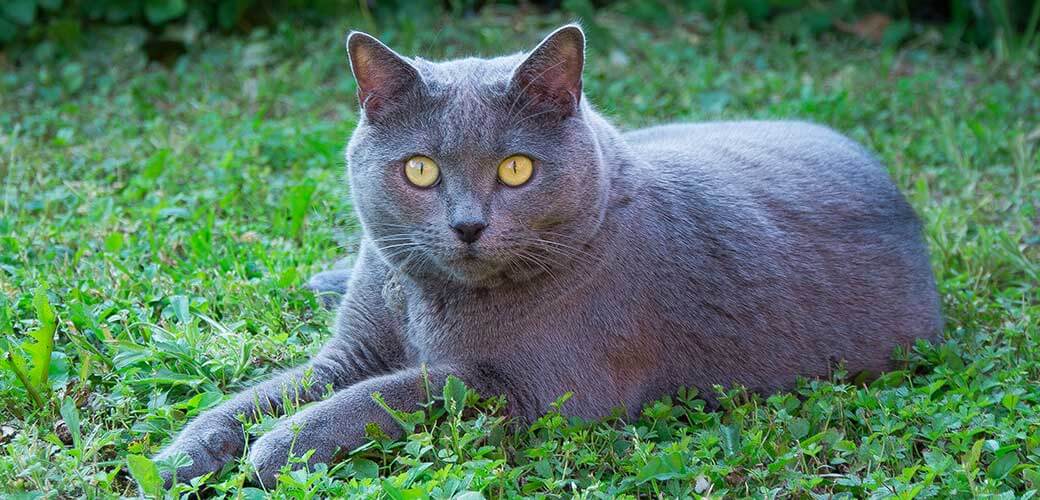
155, 25, 942, 487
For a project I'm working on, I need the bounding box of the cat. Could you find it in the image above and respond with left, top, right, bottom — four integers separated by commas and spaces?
155, 24, 942, 487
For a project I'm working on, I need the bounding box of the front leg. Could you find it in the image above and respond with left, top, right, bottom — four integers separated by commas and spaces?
248, 364, 519, 487
154, 338, 397, 485
154, 245, 402, 486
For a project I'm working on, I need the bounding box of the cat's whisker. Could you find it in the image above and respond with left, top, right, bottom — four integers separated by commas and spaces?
380, 244, 425, 262
518, 236, 602, 269
534, 233, 605, 260
530, 255, 566, 291
371, 231, 417, 241
378, 242, 419, 251
513, 249, 566, 291
529, 237, 601, 263
516, 238, 605, 284
365, 222, 419, 229
373, 236, 415, 245
536, 230, 597, 245
523, 244, 593, 269
404, 250, 438, 276
503, 256, 524, 281
529, 248, 599, 284
510, 251, 540, 277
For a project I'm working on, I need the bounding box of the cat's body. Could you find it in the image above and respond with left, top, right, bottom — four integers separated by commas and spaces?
156, 26, 941, 487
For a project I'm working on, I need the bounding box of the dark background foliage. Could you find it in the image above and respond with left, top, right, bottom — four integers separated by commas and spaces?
2, 0, 1039, 51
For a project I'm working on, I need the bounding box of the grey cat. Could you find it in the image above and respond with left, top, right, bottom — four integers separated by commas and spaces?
155, 25, 942, 487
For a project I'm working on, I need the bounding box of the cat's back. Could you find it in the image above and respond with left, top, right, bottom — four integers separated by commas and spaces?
621, 120, 916, 236
607, 120, 941, 391
619, 120, 929, 283
624, 120, 891, 196
624, 120, 858, 153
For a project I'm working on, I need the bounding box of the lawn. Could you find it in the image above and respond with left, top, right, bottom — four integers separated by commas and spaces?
1, 3, 1038, 498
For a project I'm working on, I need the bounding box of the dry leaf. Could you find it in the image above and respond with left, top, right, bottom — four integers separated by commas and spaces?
837, 13, 892, 43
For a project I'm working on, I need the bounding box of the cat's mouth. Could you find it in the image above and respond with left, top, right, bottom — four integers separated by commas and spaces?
438, 246, 516, 285
447, 251, 488, 269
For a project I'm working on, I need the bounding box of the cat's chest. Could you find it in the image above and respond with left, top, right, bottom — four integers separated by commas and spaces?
398, 285, 528, 361
395, 272, 640, 365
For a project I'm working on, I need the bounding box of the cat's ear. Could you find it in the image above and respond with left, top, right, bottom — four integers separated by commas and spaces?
346, 31, 421, 119
510, 24, 585, 117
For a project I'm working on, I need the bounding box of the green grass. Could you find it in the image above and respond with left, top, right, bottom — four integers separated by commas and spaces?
1, 3, 1039, 498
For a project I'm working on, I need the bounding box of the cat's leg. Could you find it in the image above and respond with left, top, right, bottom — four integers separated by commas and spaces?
306, 257, 354, 309
247, 364, 528, 487
154, 247, 401, 486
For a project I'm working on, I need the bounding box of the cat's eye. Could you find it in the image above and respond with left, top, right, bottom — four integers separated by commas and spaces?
497, 155, 534, 187
404, 156, 439, 188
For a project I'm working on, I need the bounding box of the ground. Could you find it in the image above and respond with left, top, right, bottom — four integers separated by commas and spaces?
1, 4, 1038, 498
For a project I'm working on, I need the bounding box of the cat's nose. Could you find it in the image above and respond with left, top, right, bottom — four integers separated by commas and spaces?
451, 221, 487, 244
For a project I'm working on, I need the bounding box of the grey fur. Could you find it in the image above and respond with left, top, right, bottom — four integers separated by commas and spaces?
306, 257, 353, 309
154, 25, 942, 487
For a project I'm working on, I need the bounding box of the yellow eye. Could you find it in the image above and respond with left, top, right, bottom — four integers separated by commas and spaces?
404, 156, 439, 188
497, 155, 533, 187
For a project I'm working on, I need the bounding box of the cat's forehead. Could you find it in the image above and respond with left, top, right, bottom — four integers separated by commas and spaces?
412, 53, 525, 93
404, 54, 527, 145
357, 52, 550, 155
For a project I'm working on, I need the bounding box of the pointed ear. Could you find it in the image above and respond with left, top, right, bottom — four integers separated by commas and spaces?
346, 31, 421, 118
510, 24, 586, 117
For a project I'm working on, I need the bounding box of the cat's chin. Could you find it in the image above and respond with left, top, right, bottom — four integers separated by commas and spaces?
440, 256, 507, 288
439, 250, 552, 289
411, 246, 545, 289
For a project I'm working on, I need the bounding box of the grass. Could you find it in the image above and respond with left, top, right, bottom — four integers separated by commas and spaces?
1, 3, 1038, 498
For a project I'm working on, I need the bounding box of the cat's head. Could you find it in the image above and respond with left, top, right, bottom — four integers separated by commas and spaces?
345, 25, 610, 288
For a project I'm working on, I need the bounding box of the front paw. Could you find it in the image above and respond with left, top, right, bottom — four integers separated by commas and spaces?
247, 419, 338, 488
306, 268, 352, 309
154, 413, 245, 487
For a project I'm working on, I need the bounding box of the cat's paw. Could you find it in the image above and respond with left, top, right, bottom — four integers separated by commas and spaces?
153, 412, 245, 488
306, 267, 352, 310
247, 418, 339, 488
